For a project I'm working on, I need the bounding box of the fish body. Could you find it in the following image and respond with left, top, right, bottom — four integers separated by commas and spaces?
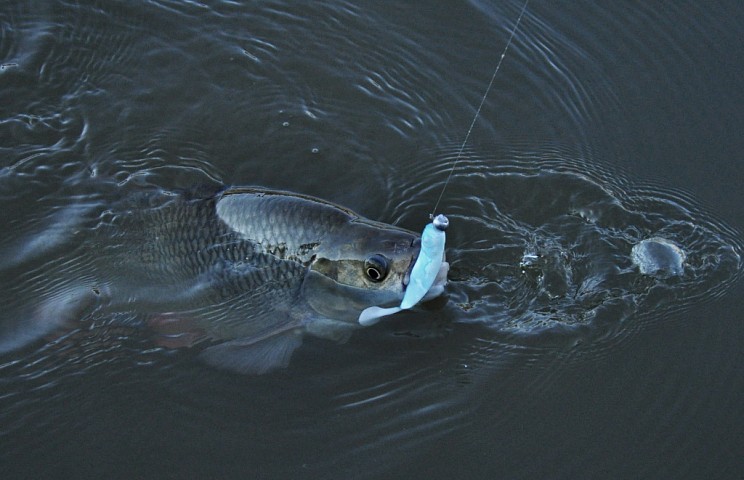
0, 187, 449, 373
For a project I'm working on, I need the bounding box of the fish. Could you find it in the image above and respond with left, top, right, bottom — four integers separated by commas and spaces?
0, 187, 449, 374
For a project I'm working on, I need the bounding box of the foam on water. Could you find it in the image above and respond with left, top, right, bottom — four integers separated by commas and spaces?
631, 237, 686, 278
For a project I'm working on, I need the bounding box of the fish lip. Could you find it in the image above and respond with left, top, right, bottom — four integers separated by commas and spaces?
403, 237, 422, 287
403, 260, 413, 287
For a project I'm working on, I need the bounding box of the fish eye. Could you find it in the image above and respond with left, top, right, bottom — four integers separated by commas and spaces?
364, 254, 389, 282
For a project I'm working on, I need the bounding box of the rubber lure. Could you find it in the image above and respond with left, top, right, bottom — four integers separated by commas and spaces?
358, 214, 448, 326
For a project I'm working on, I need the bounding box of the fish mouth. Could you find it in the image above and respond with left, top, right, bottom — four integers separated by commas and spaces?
357, 255, 449, 327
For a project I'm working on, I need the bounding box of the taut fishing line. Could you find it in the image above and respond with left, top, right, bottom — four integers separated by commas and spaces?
359, 0, 529, 325
432, 0, 530, 217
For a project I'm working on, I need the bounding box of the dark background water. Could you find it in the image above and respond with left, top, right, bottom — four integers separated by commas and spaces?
1, 1, 743, 479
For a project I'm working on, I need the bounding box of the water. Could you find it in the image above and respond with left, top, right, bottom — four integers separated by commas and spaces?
2, 1, 743, 478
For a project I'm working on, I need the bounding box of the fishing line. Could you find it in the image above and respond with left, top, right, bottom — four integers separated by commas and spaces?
359, 0, 529, 325
431, 0, 530, 217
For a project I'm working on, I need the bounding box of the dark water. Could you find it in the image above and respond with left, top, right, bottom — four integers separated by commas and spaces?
2, 1, 743, 478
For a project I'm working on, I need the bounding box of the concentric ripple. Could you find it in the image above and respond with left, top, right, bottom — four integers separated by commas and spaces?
389, 143, 741, 346
1, 0, 742, 478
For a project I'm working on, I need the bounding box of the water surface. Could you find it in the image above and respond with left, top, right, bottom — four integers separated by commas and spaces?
1, 1, 743, 479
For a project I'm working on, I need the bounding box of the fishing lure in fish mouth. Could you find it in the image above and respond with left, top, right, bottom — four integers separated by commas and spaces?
358, 214, 448, 326
358, 0, 528, 327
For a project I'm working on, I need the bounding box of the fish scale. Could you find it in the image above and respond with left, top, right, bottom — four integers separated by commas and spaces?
123, 193, 300, 289
215, 188, 358, 262
0, 186, 447, 374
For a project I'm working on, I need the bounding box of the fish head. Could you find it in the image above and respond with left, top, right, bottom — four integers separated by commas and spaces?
302, 219, 448, 323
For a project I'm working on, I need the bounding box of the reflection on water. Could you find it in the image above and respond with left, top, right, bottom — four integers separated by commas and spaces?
1, 0, 743, 479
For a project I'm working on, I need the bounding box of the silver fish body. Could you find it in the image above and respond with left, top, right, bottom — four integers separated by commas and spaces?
1, 187, 449, 374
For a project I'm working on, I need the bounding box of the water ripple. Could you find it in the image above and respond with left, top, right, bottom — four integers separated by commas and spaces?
1, 1, 742, 478
387, 143, 741, 346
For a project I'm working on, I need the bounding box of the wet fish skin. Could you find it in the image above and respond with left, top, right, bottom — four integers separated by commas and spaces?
112, 187, 433, 373
0, 187, 447, 374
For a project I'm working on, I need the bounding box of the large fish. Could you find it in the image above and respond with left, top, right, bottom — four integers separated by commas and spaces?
0, 187, 449, 373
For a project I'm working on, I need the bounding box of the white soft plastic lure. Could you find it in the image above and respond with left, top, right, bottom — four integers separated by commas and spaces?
358, 214, 448, 326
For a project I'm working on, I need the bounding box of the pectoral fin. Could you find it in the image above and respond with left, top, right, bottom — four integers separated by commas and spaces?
199, 329, 303, 375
